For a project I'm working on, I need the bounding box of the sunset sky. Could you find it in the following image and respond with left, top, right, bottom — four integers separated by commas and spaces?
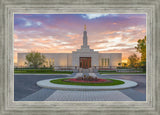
14, 14, 146, 63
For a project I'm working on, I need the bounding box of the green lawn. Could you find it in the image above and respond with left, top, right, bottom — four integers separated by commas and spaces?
50, 78, 125, 86
99, 72, 146, 74
14, 70, 73, 74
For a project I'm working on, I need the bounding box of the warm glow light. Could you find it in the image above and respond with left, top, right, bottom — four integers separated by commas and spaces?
14, 14, 146, 64
122, 59, 128, 63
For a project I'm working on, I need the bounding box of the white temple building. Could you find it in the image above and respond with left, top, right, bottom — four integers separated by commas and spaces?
17, 25, 122, 70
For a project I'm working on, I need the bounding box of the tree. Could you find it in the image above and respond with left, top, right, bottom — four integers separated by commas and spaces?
135, 36, 146, 71
124, 63, 127, 66
123, 63, 127, 68
25, 51, 46, 68
118, 63, 121, 66
135, 36, 146, 62
127, 53, 140, 68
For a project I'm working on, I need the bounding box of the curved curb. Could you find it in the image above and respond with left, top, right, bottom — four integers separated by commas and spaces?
36, 78, 138, 91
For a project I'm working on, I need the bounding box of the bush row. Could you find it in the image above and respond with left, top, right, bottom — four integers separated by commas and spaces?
14, 69, 73, 73
98, 70, 116, 72
15, 68, 53, 70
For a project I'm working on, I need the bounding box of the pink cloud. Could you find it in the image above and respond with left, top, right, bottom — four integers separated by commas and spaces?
14, 14, 146, 63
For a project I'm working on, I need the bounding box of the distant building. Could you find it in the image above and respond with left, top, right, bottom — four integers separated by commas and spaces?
17, 25, 122, 70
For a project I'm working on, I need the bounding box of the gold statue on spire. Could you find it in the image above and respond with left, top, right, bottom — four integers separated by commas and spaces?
84, 24, 86, 31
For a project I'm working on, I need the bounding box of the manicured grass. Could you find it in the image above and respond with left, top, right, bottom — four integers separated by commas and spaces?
99, 72, 146, 74
50, 78, 125, 86
98, 71, 146, 74
14, 70, 73, 74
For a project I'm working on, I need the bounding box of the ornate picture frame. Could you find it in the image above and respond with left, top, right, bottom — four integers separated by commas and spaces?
0, 0, 160, 115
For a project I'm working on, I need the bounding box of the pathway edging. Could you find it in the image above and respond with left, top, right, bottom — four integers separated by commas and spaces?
37, 78, 138, 91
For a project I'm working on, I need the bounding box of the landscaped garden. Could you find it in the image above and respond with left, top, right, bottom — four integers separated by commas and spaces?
98, 70, 146, 74
14, 68, 146, 74
50, 78, 125, 86
98, 66, 146, 74
14, 68, 73, 74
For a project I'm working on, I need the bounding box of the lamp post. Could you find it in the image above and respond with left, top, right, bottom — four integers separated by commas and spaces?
94, 65, 97, 73
75, 65, 77, 69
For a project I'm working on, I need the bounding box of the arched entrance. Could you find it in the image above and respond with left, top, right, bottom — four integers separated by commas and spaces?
80, 57, 91, 69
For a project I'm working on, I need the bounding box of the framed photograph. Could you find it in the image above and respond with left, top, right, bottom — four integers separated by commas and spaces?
0, 0, 160, 115
14, 13, 146, 102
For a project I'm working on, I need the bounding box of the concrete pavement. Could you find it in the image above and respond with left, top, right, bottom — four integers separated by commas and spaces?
14, 74, 146, 101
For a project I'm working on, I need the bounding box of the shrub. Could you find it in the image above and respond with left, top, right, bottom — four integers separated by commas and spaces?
76, 76, 98, 81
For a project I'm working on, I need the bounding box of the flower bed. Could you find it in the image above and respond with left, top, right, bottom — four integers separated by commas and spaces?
50, 78, 125, 86
64, 78, 111, 83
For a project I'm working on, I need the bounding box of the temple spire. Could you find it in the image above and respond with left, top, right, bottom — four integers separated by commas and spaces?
83, 24, 88, 47
84, 24, 86, 31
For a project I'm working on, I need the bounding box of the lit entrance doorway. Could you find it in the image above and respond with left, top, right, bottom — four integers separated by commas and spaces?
80, 57, 91, 69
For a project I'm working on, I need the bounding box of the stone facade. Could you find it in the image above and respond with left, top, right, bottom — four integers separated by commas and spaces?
17, 53, 72, 67
99, 53, 122, 67
17, 26, 122, 69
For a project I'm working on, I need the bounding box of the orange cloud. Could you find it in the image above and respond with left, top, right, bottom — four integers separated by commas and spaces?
14, 14, 146, 63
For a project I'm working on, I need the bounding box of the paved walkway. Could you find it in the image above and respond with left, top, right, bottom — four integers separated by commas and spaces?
14, 74, 146, 101
19, 88, 146, 101
45, 90, 133, 101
